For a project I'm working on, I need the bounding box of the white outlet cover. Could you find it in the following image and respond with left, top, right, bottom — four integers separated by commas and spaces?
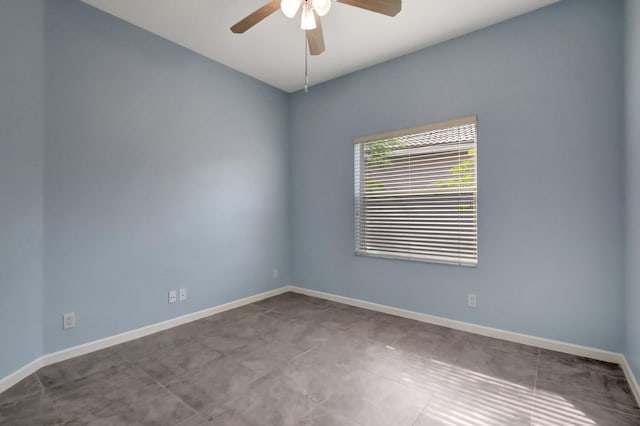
63, 312, 76, 329
467, 294, 477, 308
168, 290, 177, 304
179, 288, 187, 301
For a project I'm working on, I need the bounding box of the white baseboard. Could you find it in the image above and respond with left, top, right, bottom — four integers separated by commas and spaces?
621, 357, 640, 406
288, 286, 624, 363
0, 357, 44, 396
288, 286, 640, 405
0, 286, 288, 394
2, 284, 638, 408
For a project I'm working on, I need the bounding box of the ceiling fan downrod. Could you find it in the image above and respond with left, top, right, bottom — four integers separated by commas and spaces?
304, 31, 310, 93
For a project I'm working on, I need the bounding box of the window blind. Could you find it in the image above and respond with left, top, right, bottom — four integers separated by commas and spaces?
354, 116, 478, 266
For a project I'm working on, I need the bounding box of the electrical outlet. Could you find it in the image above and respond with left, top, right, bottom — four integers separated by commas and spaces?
273, 268, 279, 279
63, 312, 75, 329
467, 294, 477, 308
179, 288, 187, 301
168, 290, 177, 304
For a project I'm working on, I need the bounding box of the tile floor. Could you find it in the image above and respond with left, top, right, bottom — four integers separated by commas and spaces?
1, 292, 638, 425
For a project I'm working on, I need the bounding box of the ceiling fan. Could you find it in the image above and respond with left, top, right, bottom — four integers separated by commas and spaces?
230, 0, 402, 56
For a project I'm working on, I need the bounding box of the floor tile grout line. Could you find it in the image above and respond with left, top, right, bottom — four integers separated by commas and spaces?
113, 346, 199, 418
44, 363, 152, 425
529, 347, 541, 426
148, 375, 199, 418
33, 372, 45, 394
411, 397, 434, 426
288, 344, 319, 364
356, 348, 446, 403
37, 352, 135, 397
387, 323, 419, 348
409, 368, 442, 426
0, 375, 47, 405
126, 358, 201, 421
44, 392, 69, 425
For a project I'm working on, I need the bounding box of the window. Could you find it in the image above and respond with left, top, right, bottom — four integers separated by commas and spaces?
354, 116, 478, 266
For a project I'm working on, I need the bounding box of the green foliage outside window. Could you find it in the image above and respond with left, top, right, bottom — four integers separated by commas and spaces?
363, 138, 405, 192
435, 148, 476, 189
435, 148, 476, 210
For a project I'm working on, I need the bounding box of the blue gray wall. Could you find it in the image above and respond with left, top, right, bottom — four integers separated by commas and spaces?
625, 0, 640, 378
0, 0, 45, 378
42, 0, 290, 353
289, 0, 626, 351
0, 0, 634, 380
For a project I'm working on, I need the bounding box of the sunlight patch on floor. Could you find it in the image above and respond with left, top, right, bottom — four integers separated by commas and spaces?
378, 356, 602, 426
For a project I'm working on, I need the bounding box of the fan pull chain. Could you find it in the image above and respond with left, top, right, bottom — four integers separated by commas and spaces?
304, 32, 309, 93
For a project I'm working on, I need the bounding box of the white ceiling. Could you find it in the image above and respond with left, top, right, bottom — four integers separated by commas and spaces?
81, 0, 559, 93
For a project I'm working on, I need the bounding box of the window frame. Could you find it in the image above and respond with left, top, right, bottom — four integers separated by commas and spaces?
353, 116, 478, 266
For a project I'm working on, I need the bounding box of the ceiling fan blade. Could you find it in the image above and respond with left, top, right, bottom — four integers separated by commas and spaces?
231, 1, 281, 34
306, 13, 326, 56
337, 0, 401, 17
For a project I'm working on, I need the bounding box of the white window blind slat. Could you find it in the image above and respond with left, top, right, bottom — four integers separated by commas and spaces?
354, 116, 478, 266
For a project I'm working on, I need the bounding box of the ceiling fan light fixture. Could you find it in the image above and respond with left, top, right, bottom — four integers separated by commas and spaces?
281, 0, 301, 18
300, 3, 317, 30
313, 0, 331, 17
